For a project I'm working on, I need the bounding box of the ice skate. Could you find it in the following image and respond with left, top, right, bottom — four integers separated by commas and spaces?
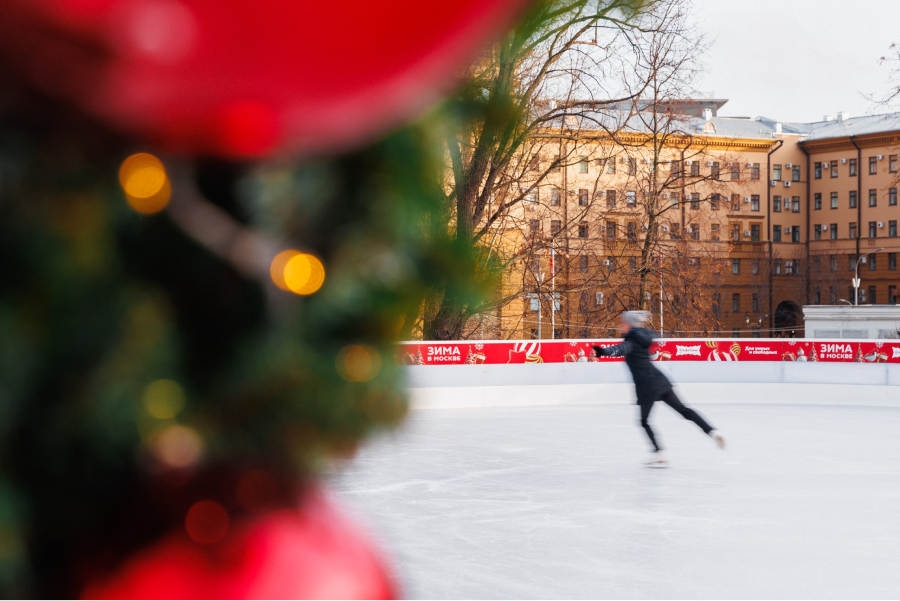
710, 429, 725, 449
644, 451, 668, 468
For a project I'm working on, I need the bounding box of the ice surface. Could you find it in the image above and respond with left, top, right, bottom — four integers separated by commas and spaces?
329, 401, 900, 599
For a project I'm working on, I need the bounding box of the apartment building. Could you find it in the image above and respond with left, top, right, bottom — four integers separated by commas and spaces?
497, 102, 900, 339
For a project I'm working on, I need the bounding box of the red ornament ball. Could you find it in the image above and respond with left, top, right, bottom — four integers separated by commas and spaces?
0, 0, 528, 157
83, 487, 397, 599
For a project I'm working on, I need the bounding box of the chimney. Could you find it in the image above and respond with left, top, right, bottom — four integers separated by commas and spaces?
775, 122, 782, 134
837, 111, 850, 122
702, 108, 712, 121
824, 114, 836, 122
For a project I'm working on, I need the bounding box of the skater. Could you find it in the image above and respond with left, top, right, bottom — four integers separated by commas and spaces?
593, 311, 725, 467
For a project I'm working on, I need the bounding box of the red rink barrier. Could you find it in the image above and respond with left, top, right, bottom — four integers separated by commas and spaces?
397, 339, 900, 365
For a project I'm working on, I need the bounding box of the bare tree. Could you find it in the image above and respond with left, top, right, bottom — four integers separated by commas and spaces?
420, 0, 660, 340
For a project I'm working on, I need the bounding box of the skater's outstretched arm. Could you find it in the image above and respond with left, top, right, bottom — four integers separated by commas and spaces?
593, 340, 635, 358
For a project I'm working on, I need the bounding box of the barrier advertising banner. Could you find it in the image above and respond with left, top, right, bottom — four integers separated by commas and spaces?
397, 339, 900, 365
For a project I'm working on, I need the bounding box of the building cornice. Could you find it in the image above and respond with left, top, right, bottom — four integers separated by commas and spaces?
800, 132, 900, 153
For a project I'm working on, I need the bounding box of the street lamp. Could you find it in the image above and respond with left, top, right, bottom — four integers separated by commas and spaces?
853, 247, 884, 305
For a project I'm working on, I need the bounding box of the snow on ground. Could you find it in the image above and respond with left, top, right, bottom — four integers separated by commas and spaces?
329, 399, 900, 599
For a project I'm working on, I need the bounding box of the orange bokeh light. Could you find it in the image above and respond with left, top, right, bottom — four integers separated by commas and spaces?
336, 345, 382, 382
271, 250, 325, 295
118, 153, 171, 214
184, 500, 230, 545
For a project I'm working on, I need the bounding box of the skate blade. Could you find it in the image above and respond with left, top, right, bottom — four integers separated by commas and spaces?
645, 462, 669, 469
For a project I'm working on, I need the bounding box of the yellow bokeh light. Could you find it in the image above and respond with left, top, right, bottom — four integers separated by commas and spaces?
283, 253, 325, 295
142, 379, 187, 420
118, 153, 171, 214
153, 424, 204, 469
336, 344, 382, 382
270, 249, 300, 291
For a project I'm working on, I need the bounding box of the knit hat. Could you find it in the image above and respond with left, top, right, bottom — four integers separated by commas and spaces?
622, 310, 651, 328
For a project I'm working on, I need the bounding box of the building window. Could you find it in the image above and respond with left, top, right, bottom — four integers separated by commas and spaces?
814, 224, 822, 241
752, 293, 759, 312
710, 194, 720, 210
869, 156, 877, 174
786, 260, 795, 274
831, 192, 838, 209
731, 164, 740, 180
628, 158, 637, 176
752, 259, 759, 275
869, 253, 877, 271
750, 195, 760, 211
626, 221, 637, 240
848, 254, 857, 271
691, 224, 700, 241
869, 189, 877, 207
629, 256, 637, 272
849, 158, 857, 176
578, 221, 588, 238
731, 223, 740, 241
710, 223, 720, 241
772, 164, 782, 181
606, 159, 616, 174
528, 156, 540, 171
830, 224, 838, 240
626, 191, 636, 205
690, 193, 700, 210
595, 291, 604, 306
751, 224, 760, 241
831, 160, 838, 177
550, 188, 561, 206
891, 155, 898, 173
849, 190, 857, 208
669, 223, 680, 239
814, 287, 821, 304
529, 219, 541, 238
551, 220, 561, 236
732, 293, 740, 312
774, 259, 782, 274
690, 162, 700, 177
578, 158, 589, 173
606, 221, 616, 239
578, 188, 589, 206
792, 227, 801, 243
849, 222, 857, 239
773, 195, 781, 212
730, 194, 741, 211
792, 197, 800, 213
814, 193, 821, 210
711, 162, 720, 177
869, 287, 877, 304
773, 225, 781, 242
606, 189, 616, 208
890, 188, 897, 206
830, 255, 837, 271
813, 255, 821, 272
890, 220, 898, 237
814, 162, 822, 179
889, 253, 897, 270
869, 221, 877, 238
607, 256, 616, 272
749, 163, 760, 180
793, 165, 801, 182
578, 255, 587, 273
732, 258, 740, 275
529, 295, 539, 311
890, 285, 898, 304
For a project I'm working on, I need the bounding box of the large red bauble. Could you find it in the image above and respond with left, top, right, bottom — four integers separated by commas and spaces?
0, 0, 527, 157
83, 486, 397, 599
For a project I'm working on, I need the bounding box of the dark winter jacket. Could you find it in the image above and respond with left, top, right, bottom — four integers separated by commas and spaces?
594, 328, 671, 404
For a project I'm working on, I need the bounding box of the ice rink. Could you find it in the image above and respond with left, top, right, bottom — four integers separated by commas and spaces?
330, 397, 900, 599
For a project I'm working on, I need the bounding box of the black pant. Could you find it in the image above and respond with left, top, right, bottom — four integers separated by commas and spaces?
639, 388, 713, 452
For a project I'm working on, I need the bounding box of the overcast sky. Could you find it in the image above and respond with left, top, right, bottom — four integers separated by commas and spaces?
693, 0, 898, 123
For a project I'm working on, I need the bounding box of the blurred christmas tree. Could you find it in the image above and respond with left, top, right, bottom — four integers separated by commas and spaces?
0, 47, 493, 601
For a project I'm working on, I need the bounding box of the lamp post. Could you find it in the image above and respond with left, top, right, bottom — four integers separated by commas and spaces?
853, 247, 884, 305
